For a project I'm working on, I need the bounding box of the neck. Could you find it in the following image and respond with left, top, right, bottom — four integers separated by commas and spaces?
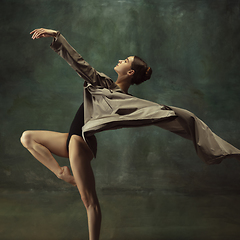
115, 75, 131, 93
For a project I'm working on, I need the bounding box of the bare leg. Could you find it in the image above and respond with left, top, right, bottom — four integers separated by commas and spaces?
69, 135, 101, 240
20, 130, 76, 186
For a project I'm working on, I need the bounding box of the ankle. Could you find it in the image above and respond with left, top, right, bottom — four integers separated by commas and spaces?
56, 167, 64, 179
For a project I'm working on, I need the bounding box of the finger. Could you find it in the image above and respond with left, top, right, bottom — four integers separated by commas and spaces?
31, 29, 39, 39
35, 28, 46, 39
30, 29, 37, 34
30, 28, 43, 39
32, 31, 38, 39
32, 29, 43, 39
30, 28, 41, 36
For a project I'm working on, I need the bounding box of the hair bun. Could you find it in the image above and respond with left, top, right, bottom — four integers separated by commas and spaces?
145, 67, 152, 80
131, 56, 152, 85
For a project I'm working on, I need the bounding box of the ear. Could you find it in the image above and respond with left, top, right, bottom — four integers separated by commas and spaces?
127, 69, 135, 76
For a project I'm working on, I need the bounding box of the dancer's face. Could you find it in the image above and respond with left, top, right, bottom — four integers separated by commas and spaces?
114, 56, 134, 76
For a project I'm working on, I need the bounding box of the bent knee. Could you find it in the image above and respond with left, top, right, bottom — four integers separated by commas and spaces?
20, 130, 34, 148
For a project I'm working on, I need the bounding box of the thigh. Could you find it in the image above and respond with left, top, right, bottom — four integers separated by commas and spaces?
66, 103, 84, 152
29, 130, 69, 158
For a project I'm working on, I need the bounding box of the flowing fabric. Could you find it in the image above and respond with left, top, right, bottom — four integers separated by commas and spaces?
50, 32, 240, 164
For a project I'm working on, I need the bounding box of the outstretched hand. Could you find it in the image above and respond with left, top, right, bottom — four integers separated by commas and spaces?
30, 28, 58, 39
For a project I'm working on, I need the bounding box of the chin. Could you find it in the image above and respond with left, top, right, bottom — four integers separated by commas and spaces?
114, 67, 118, 73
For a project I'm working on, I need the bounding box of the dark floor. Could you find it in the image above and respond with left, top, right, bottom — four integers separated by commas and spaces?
1, 189, 240, 240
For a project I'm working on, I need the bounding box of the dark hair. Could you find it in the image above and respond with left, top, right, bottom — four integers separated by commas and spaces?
130, 56, 152, 85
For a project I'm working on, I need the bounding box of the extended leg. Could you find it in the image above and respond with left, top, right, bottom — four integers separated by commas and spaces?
20, 130, 76, 185
69, 135, 101, 240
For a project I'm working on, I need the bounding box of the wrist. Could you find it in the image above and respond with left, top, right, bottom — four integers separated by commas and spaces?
53, 30, 60, 40
52, 30, 57, 38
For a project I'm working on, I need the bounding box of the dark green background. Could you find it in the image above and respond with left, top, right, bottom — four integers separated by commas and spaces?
1, 0, 240, 239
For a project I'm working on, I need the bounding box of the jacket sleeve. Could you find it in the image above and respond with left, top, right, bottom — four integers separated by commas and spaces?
50, 31, 114, 88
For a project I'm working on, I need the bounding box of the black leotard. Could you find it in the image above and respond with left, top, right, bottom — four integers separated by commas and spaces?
66, 103, 84, 152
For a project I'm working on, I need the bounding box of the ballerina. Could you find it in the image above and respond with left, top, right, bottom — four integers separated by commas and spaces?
21, 28, 240, 240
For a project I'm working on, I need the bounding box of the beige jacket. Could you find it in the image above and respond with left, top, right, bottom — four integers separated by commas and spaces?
50, 32, 240, 164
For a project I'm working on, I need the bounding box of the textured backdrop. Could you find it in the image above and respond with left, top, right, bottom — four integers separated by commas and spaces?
1, 0, 240, 192
1, 0, 240, 193
1, 1, 240, 239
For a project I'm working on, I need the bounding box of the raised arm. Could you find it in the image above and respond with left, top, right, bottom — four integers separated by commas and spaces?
30, 28, 114, 88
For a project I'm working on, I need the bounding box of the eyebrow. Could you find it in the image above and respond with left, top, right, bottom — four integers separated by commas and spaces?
126, 58, 129, 63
